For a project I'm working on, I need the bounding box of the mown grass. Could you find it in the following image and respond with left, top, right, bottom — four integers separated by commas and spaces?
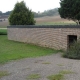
0, 29, 7, 35
36, 22, 76, 25
0, 29, 59, 64
0, 26, 7, 28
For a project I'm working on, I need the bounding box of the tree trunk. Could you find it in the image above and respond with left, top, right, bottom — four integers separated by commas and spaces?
76, 21, 80, 25
73, 20, 80, 25
77, 20, 80, 25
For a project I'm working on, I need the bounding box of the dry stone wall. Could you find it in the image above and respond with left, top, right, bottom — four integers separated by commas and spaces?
7, 25, 80, 50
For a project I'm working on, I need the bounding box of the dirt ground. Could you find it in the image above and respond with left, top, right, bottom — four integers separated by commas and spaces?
0, 20, 9, 27
35, 16, 74, 24
0, 53, 80, 80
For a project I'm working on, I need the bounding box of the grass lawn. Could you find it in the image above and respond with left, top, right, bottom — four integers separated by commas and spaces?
0, 26, 7, 28
0, 29, 59, 64
0, 29, 7, 35
36, 22, 76, 25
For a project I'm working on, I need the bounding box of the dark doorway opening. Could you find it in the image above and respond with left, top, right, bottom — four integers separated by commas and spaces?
68, 35, 77, 48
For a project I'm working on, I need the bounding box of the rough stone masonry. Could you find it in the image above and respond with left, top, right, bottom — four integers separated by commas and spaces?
7, 25, 80, 50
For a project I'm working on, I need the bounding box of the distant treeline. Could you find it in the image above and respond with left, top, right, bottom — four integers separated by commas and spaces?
0, 8, 59, 18
0, 11, 12, 16
34, 8, 59, 18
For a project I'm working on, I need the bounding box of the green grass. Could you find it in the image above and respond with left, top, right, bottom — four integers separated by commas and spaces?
57, 64, 64, 66
0, 29, 7, 35
59, 70, 74, 74
0, 29, 59, 64
47, 70, 74, 80
36, 22, 76, 25
0, 26, 7, 28
0, 71, 9, 79
1, 26, 7, 28
47, 74, 64, 80
42, 62, 51, 64
27, 74, 40, 79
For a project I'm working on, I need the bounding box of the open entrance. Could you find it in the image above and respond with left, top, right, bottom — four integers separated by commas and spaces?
68, 35, 77, 48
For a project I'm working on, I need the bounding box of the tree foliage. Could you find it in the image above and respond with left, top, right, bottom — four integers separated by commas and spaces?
3, 11, 12, 15
9, 1, 35, 25
58, 0, 80, 24
0, 11, 2, 15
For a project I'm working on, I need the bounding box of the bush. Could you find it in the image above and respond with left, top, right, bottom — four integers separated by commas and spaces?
9, 1, 35, 25
63, 40, 80, 59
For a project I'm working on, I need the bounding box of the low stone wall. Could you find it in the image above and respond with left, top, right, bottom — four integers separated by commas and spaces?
7, 25, 80, 50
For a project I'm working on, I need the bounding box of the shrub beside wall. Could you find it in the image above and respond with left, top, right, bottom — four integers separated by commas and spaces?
63, 40, 80, 59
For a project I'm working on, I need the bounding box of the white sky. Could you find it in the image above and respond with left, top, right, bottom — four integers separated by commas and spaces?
0, 0, 60, 13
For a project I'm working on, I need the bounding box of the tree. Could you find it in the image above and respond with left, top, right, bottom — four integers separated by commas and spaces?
9, 1, 35, 25
0, 11, 2, 15
3, 11, 12, 15
58, 0, 80, 25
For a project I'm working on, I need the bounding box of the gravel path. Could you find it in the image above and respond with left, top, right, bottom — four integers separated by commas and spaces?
0, 53, 80, 80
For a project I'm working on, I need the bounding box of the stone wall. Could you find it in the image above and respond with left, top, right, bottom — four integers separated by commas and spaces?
7, 25, 80, 50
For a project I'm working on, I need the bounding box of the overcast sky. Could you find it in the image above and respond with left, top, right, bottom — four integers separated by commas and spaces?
0, 0, 60, 13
